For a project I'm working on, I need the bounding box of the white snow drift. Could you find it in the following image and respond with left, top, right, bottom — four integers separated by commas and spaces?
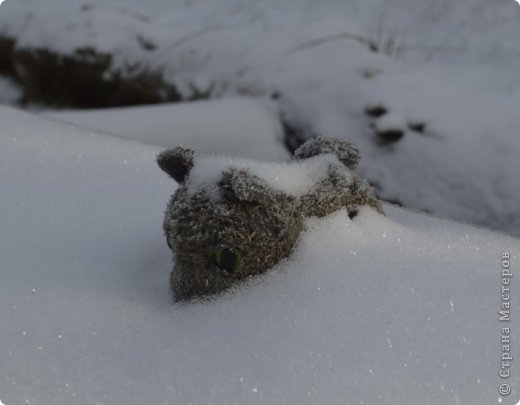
0, 106, 518, 405
44, 98, 289, 161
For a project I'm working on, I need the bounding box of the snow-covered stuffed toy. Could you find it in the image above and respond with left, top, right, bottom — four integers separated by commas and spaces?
157, 136, 384, 301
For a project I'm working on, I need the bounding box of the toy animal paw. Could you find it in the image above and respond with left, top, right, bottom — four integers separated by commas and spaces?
157, 136, 384, 301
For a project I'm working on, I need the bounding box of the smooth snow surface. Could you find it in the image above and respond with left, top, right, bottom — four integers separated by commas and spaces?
1, 107, 519, 405
44, 98, 289, 160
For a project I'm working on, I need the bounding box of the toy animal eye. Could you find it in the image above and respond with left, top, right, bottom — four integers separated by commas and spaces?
214, 248, 242, 272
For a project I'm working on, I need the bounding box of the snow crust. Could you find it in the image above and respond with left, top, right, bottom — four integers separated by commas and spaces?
0, 107, 519, 404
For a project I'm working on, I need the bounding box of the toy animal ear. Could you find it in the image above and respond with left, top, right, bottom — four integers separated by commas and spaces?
293, 135, 360, 170
157, 147, 194, 183
219, 169, 274, 205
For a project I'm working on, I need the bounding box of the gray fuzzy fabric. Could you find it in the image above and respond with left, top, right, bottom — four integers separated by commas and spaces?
157, 136, 384, 301
293, 135, 361, 170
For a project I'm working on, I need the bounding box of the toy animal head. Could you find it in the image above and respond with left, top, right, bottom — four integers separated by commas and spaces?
158, 136, 383, 301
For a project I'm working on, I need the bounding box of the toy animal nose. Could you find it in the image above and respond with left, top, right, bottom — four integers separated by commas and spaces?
172, 277, 211, 301
171, 260, 213, 301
